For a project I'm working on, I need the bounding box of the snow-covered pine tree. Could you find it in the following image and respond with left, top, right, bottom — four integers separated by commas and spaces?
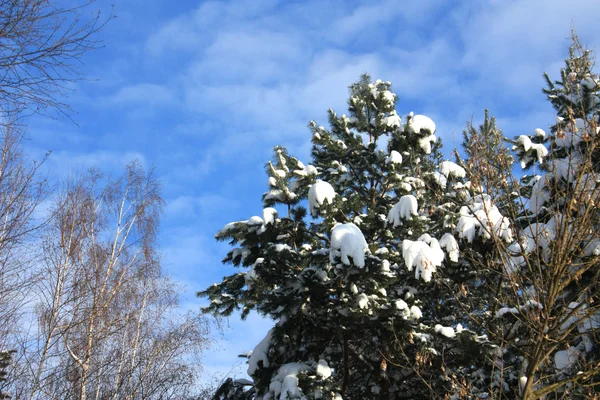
200, 75, 495, 399
476, 37, 600, 399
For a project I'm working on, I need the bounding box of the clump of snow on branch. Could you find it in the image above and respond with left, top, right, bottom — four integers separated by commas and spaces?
268, 363, 310, 400
248, 329, 273, 375
402, 234, 444, 282
330, 223, 369, 268
385, 150, 402, 165
529, 176, 550, 214
316, 359, 331, 379
513, 133, 549, 167
387, 195, 418, 227
383, 111, 401, 128
263, 207, 277, 225
407, 114, 436, 135
357, 293, 369, 309
439, 161, 466, 178
555, 118, 599, 149
434, 324, 456, 338
293, 160, 318, 177
430, 171, 447, 189
456, 195, 512, 242
439, 233, 459, 262
308, 180, 336, 217
406, 113, 437, 154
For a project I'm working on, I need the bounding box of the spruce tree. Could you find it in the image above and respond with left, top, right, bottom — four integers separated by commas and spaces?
201, 76, 494, 399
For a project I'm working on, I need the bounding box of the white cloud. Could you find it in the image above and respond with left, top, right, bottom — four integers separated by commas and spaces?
107, 83, 175, 105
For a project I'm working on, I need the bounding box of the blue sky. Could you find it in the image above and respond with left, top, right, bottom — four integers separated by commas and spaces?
24, 0, 600, 385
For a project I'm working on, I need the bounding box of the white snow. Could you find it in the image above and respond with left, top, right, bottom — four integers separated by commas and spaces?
439, 161, 466, 178
308, 180, 336, 217
418, 134, 437, 154
316, 359, 332, 379
385, 150, 403, 165
263, 207, 277, 225
555, 118, 590, 148
549, 156, 580, 182
430, 171, 447, 189
531, 143, 548, 163
495, 307, 519, 318
387, 195, 418, 227
555, 348, 580, 371
534, 128, 546, 137
383, 111, 401, 128
273, 243, 292, 252
583, 238, 600, 256
395, 299, 408, 310
435, 324, 456, 338
439, 233, 459, 262
269, 362, 310, 400
410, 305, 422, 319
515, 135, 532, 152
294, 163, 318, 177
519, 377, 528, 395
248, 329, 274, 375
247, 216, 264, 226
357, 293, 369, 309
402, 237, 444, 282
330, 223, 369, 268
529, 175, 550, 214
456, 197, 512, 242
408, 114, 436, 135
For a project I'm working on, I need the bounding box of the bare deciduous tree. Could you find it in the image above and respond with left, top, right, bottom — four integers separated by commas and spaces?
4, 162, 211, 400
0, 0, 112, 119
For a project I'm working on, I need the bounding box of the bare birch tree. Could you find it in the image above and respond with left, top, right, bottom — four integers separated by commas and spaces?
0, 0, 111, 119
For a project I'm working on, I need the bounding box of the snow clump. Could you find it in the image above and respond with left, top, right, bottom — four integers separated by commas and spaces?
407, 114, 436, 135
402, 235, 444, 282
330, 223, 369, 268
308, 180, 336, 217
385, 150, 402, 165
439, 161, 466, 178
248, 329, 274, 375
387, 195, 418, 227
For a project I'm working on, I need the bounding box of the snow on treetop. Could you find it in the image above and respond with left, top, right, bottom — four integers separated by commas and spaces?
407, 114, 436, 135
385, 150, 402, 164
330, 223, 369, 268
294, 161, 318, 177
401, 236, 444, 282
387, 195, 418, 227
439, 161, 466, 178
369, 84, 396, 106
383, 110, 401, 128
308, 180, 336, 217
534, 128, 546, 137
